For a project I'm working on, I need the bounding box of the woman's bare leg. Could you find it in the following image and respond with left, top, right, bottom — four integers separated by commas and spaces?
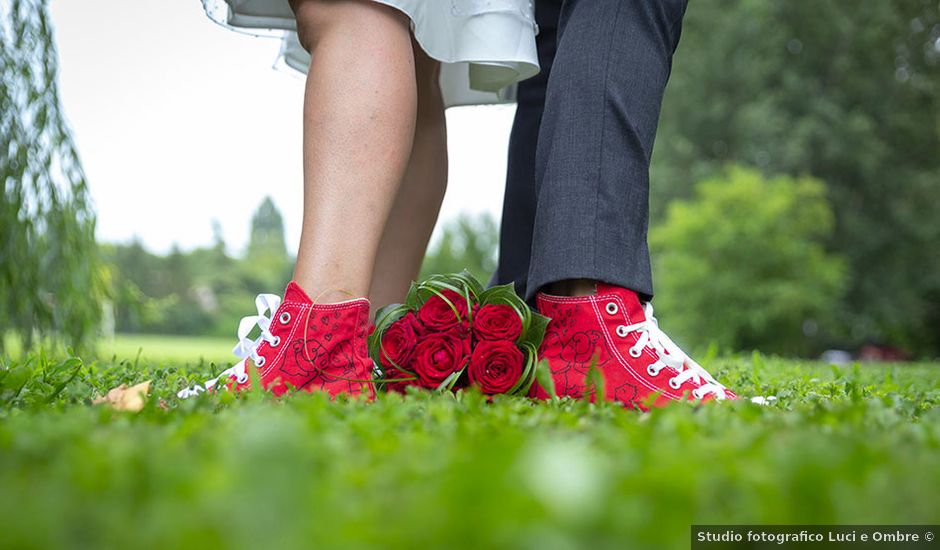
368, 41, 448, 308
289, 0, 416, 302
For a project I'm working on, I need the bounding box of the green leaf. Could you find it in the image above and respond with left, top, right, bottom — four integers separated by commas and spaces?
521, 312, 551, 351
478, 283, 522, 307
435, 368, 465, 393
412, 271, 485, 308
44, 357, 82, 404
533, 357, 557, 399
507, 343, 539, 396
404, 281, 422, 310
375, 370, 418, 393
585, 355, 606, 402
454, 269, 485, 298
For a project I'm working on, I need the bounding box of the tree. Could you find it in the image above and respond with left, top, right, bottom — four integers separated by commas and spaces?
244, 196, 291, 291
100, 240, 156, 333
0, 0, 103, 352
650, 166, 846, 356
247, 196, 288, 259
420, 213, 499, 285
652, 0, 940, 355
188, 220, 241, 294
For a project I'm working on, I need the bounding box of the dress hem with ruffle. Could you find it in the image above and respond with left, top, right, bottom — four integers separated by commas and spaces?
200, 0, 539, 107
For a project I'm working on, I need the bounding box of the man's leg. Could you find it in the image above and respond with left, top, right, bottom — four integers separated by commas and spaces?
525, 0, 739, 407
492, 0, 563, 299
526, 0, 689, 301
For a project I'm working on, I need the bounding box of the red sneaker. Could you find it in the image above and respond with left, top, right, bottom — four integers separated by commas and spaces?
178, 282, 375, 400
530, 283, 736, 408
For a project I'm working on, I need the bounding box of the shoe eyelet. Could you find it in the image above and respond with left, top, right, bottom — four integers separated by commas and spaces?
605, 302, 618, 315
668, 378, 681, 390
271, 336, 281, 347
616, 325, 629, 338
629, 347, 642, 358
237, 373, 249, 384
692, 389, 704, 399
279, 311, 291, 325
646, 364, 659, 377
255, 356, 266, 367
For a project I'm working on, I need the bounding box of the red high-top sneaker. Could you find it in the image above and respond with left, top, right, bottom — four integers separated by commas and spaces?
178, 282, 375, 400
530, 283, 736, 409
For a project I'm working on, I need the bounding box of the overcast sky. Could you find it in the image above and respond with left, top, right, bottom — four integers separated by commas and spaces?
48, 0, 515, 256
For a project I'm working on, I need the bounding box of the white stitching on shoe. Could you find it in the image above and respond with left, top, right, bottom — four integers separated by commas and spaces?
282, 298, 370, 309
537, 294, 598, 304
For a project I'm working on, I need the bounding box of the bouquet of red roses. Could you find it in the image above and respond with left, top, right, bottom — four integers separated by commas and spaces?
368, 271, 550, 396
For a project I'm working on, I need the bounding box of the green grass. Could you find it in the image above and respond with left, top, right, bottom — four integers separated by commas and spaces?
95, 333, 234, 365
1, 340, 938, 549
3, 332, 235, 366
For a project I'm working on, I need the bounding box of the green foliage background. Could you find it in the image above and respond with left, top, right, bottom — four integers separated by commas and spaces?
100, 206, 497, 341
419, 212, 498, 284
102, 199, 293, 338
652, 0, 940, 355
651, 167, 846, 355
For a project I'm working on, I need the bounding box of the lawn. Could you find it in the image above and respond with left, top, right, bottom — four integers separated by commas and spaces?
96, 333, 234, 365
1, 336, 938, 549
3, 333, 235, 366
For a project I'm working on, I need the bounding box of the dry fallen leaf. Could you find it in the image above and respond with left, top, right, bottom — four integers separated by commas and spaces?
92, 380, 151, 412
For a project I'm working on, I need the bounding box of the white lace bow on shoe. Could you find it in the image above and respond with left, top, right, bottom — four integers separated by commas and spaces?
619, 302, 776, 404
619, 302, 728, 401
177, 293, 282, 399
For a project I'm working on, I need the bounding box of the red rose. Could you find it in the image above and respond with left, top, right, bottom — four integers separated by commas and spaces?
468, 340, 525, 395
412, 332, 469, 389
444, 320, 471, 341
417, 289, 470, 331
472, 304, 523, 342
379, 313, 420, 369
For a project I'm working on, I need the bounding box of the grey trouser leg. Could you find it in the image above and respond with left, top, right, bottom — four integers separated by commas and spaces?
493, 0, 562, 300
496, 0, 689, 301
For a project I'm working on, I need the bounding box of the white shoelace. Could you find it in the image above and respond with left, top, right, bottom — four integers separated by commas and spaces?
177, 293, 282, 399
618, 302, 727, 401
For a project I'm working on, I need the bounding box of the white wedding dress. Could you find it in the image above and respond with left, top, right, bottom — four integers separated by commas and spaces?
201, 0, 539, 106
